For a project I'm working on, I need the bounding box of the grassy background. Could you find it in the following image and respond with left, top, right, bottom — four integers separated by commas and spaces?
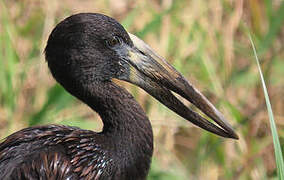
0, 0, 283, 179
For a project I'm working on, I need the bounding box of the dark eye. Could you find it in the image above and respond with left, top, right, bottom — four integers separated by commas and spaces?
106, 36, 121, 47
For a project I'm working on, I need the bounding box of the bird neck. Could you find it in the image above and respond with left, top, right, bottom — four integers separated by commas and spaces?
80, 81, 153, 177
57, 80, 153, 178
70, 81, 153, 145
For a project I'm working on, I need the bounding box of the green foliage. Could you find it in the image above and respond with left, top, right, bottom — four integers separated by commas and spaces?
148, 160, 185, 180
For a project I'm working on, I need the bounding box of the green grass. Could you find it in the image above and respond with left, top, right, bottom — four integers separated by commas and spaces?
249, 35, 284, 180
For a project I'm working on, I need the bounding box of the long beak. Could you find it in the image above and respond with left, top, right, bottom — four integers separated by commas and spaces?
117, 33, 238, 139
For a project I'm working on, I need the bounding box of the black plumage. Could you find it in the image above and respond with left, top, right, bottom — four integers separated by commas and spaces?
0, 13, 238, 180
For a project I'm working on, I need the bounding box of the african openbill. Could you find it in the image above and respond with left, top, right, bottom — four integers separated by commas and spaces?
0, 13, 238, 180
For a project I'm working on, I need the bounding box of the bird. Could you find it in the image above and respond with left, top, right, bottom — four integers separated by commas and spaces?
0, 13, 238, 180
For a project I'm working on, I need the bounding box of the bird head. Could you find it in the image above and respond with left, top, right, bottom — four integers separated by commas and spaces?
45, 13, 238, 139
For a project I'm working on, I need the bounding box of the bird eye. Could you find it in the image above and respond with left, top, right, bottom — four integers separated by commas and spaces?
106, 36, 121, 47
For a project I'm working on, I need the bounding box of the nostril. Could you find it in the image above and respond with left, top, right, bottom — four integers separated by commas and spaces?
138, 50, 146, 56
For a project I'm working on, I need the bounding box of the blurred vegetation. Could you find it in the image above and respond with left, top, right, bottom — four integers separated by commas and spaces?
0, 0, 283, 179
